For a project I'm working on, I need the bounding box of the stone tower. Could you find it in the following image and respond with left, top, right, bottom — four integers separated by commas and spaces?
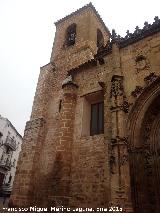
10, 2, 111, 209
10, 3, 160, 213
51, 3, 110, 71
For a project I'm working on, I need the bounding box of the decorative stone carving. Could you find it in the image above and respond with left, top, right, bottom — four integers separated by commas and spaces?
110, 29, 123, 44
125, 30, 132, 39
62, 75, 79, 90
119, 16, 160, 48
111, 29, 117, 40
135, 55, 150, 72
144, 72, 159, 85
122, 100, 131, 113
98, 57, 105, 65
131, 86, 143, 98
118, 136, 128, 145
134, 26, 141, 34
110, 75, 124, 97
120, 154, 128, 166
154, 16, 160, 24
111, 136, 128, 147
131, 73, 159, 100
110, 74, 131, 112
110, 100, 131, 113
104, 16, 160, 49
93, 16, 160, 60
143, 21, 150, 30
62, 75, 73, 86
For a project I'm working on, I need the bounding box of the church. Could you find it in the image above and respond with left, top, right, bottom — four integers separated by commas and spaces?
10, 3, 160, 213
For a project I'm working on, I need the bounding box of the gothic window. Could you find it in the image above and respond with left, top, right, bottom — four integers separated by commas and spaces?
97, 29, 104, 48
65, 23, 76, 47
90, 102, 104, 135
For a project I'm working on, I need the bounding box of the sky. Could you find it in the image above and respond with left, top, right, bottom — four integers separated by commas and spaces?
0, 0, 160, 135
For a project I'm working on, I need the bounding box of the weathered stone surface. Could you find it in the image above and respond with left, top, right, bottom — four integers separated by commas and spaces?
10, 3, 160, 213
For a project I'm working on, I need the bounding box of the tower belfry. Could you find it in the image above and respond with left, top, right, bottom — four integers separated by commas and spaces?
50, 3, 110, 72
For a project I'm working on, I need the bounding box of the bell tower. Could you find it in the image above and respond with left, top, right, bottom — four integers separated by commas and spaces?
50, 3, 110, 72
9, 3, 111, 209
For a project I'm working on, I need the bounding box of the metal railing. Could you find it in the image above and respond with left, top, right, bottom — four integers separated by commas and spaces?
0, 157, 11, 170
4, 137, 16, 151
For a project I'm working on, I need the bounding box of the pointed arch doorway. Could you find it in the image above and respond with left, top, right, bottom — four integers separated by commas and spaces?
128, 78, 160, 213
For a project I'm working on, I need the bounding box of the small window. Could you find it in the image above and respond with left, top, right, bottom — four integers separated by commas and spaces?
59, 100, 62, 112
97, 29, 104, 48
65, 23, 76, 47
90, 102, 104, 136
81, 90, 104, 137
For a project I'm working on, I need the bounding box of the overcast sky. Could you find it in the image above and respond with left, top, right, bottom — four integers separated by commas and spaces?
0, 0, 159, 135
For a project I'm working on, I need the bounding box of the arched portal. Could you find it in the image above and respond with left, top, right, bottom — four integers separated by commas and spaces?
128, 78, 160, 213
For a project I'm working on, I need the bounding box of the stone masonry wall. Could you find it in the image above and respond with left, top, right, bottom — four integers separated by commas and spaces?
120, 32, 160, 104
9, 4, 160, 212
69, 63, 113, 208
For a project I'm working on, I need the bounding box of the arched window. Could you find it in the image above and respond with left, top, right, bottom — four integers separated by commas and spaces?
65, 23, 76, 47
97, 29, 104, 48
